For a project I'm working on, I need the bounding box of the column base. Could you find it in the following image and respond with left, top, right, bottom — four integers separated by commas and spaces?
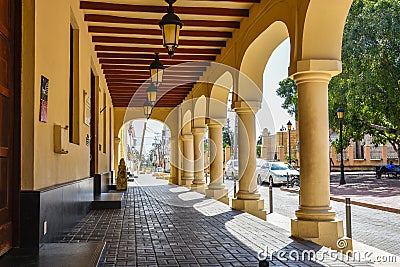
180, 177, 194, 187
291, 219, 353, 253
205, 188, 229, 205
168, 176, 178, 185
231, 198, 266, 220
191, 183, 207, 194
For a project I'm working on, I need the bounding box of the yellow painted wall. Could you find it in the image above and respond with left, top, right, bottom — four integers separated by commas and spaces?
21, 0, 113, 190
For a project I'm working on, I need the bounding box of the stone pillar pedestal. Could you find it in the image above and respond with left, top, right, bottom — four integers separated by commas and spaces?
205, 122, 228, 204
231, 102, 266, 220
291, 60, 352, 253
191, 127, 207, 193
180, 134, 194, 187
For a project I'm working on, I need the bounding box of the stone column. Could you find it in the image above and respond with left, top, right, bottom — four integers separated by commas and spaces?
180, 134, 194, 187
114, 137, 121, 175
291, 60, 351, 252
231, 101, 266, 220
191, 127, 206, 191
168, 137, 179, 185
205, 121, 228, 204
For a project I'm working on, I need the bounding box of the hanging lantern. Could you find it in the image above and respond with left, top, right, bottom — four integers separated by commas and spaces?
146, 84, 158, 105
159, 0, 183, 58
143, 101, 153, 119
149, 53, 164, 88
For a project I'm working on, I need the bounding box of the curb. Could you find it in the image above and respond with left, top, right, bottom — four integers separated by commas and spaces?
280, 186, 400, 214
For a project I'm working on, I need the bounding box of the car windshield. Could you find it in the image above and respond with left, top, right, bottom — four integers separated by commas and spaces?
233, 160, 238, 167
271, 163, 294, 171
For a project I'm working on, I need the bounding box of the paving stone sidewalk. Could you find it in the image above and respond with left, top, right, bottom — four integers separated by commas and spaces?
281, 173, 400, 213
63, 175, 371, 266
329, 173, 400, 212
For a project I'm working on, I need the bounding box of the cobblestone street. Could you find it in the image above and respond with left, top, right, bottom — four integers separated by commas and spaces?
63, 175, 371, 267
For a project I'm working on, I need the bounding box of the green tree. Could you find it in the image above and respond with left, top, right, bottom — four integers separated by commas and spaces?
276, 0, 400, 163
222, 118, 233, 148
276, 78, 298, 121
329, 0, 400, 163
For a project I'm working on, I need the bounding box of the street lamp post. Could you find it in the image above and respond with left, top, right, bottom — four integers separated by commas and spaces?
287, 121, 292, 165
337, 107, 346, 185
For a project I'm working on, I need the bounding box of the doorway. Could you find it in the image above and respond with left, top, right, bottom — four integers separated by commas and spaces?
0, 0, 21, 256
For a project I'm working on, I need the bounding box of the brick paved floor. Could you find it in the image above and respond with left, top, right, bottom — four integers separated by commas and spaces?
329, 173, 400, 211
224, 175, 400, 257
63, 175, 371, 267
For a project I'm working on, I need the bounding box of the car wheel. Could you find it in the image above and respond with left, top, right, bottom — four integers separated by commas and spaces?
269, 176, 274, 187
257, 174, 262, 185
291, 177, 300, 186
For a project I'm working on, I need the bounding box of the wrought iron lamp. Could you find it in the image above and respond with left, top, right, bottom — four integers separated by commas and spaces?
287, 121, 292, 164
143, 101, 153, 120
149, 52, 164, 88
146, 84, 158, 105
337, 107, 346, 185
159, 0, 183, 58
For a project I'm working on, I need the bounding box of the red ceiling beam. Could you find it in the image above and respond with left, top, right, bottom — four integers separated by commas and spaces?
99, 58, 209, 65
89, 26, 232, 38
84, 14, 240, 29
100, 59, 187, 65
80, 1, 249, 17
103, 70, 203, 77
92, 36, 226, 47
106, 79, 199, 84
95, 45, 221, 55
101, 64, 207, 72
97, 53, 216, 61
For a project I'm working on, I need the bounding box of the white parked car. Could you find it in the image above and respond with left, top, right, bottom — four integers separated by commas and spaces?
258, 161, 299, 186
225, 158, 265, 180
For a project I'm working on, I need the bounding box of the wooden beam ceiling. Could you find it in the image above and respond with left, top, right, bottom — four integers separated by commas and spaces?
80, 0, 258, 107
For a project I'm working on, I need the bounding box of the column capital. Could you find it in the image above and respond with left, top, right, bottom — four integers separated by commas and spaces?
206, 118, 225, 127
292, 60, 342, 84
232, 100, 260, 114
181, 133, 193, 141
191, 127, 207, 135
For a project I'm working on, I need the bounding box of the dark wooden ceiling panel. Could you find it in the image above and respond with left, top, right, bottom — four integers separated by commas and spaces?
80, 0, 258, 107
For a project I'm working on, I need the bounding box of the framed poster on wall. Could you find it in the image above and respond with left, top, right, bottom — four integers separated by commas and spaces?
39, 76, 49, 122
84, 90, 91, 126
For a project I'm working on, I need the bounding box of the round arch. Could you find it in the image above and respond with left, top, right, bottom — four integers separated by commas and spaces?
301, 0, 352, 61
239, 21, 290, 96
117, 118, 171, 173
209, 71, 233, 120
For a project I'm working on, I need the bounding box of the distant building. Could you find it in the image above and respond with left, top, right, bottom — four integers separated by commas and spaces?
261, 125, 398, 170
162, 125, 171, 171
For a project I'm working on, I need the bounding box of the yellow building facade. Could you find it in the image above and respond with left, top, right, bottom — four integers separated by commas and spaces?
1, 0, 354, 257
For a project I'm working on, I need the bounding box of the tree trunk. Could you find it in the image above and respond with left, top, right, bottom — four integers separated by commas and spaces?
397, 148, 400, 165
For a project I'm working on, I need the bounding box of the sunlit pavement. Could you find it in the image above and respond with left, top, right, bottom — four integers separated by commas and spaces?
62, 174, 378, 266
224, 176, 400, 260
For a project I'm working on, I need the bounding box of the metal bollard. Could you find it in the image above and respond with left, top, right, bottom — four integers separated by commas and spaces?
233, 175, 237, 198
286, 172, 290, 188
345, 197, 352, 238
269, 184, 273, 213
